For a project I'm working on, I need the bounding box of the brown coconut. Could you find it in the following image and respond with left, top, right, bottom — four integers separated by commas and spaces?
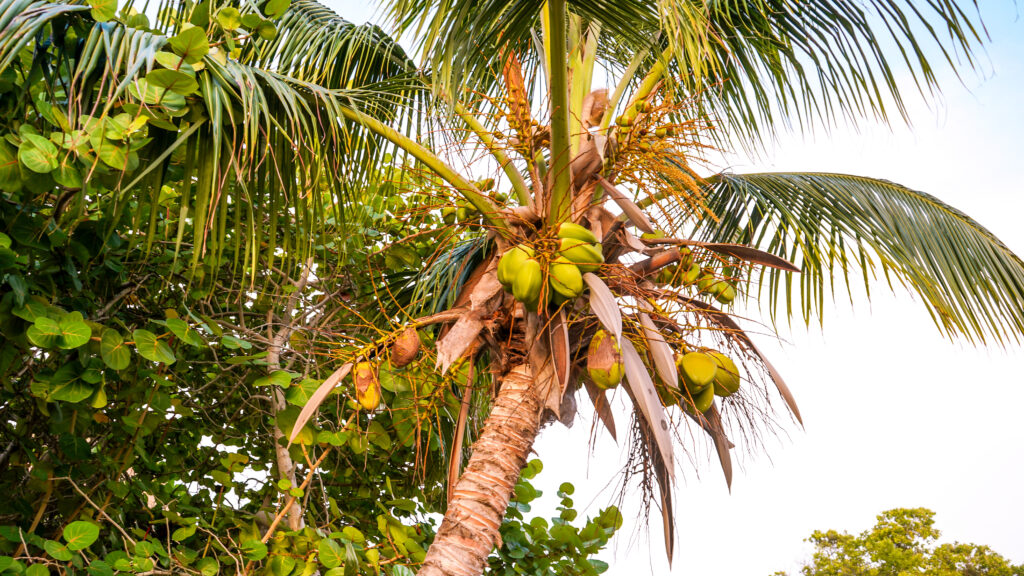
390, 327, 421, 368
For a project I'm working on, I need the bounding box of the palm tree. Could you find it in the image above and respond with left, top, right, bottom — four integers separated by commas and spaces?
324, 2, 1021, 575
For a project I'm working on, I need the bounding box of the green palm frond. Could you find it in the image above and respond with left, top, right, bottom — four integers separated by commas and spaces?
384, 0, 984, 151
244, 0, 415, 89
683, 0, 984, 150
695, 173, 1024, 344
384, 0, 660, 98
1, 0, 425, 283
405, 236, 491, 322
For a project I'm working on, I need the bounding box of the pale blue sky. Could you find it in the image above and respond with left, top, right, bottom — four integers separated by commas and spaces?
325, 2, 1024, 573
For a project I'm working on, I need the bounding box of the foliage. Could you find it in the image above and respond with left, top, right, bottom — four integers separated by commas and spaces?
488, 460, 621, 576
774, 508, 1024, 576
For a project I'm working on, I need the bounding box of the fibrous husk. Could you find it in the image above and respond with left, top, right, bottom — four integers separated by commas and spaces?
582, 89, 609, 127
587, 329, 623, 389
353, 362, 381, 411
391, 327, 421, 368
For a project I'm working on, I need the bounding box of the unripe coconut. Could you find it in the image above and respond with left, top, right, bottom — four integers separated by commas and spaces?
710, 352, 740, 396
679, 247, 694, 268
678, 352, 717, 394
587, 330, 624, 389
696, 270, 717, 293
708, 279, 729, 297
715, 283, 737, 304
692, 383, 715, 413
353, 362, 381, 411
441, 207, 456, 225
390, 327, 421, 368
679, 263, 701, 286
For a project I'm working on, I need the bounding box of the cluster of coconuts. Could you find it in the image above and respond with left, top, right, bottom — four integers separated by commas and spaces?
350, 327, 421, 412
675, 350, 740, 413
606, 100, 678, 161
441, 179, 510, 226
497, 223, 605, 311
585, 328, 742, 414
646, 240, 739, 305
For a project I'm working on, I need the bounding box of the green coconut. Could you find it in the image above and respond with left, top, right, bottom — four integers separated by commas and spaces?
710, 352, 741, 397
678, 352, 717, 394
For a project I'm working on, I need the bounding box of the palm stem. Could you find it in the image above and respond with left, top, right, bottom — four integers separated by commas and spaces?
338, 107, 512, 238
545, 0, 572, 226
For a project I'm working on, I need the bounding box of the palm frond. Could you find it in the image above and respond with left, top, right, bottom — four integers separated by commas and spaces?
680, 0, 985, 150
244, 0, 415, 89
695, 172, 1024, 344
1, 0, 425, 283
385, 0, 985, 152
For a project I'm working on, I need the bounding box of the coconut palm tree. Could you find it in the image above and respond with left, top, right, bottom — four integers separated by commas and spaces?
314, 2, 1022, 575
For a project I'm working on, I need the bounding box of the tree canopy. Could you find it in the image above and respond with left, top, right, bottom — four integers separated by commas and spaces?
776, 508, 1024, 576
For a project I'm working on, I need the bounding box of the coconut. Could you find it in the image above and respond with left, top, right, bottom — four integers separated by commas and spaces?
587, 330, 624, 389
678, 352, 718, 394
390, 327, 420, 368
710, 352, 741, 397
353, 362, 381, 411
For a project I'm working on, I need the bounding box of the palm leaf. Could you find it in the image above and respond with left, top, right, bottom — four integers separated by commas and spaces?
2, 0, 424, 282
384, 0, 984, 152
696, 172, 1024, 344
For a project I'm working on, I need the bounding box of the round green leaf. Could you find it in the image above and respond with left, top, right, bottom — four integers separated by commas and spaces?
145, 69, 199, 96
318, 539, 343, 569
196, 557, 219, 576
25, 563, 48, 576
133, 329, 176, 365
88, 0, 117, 21
0, 141, 20, 189
13, 300, 47, 322
254, 370, 293, 387
50, 378, 94, 404
63, 521, 99, 551
27, 317, 62, 348
154, 52, 193, 74
18, 135, 58, 173
58, 313, 92, 349
52, 163, 83, 189
217, 7, 241, 30
43, 539, 72, 561
87, 560, 113, 576
264, 0, 291, 18
168, 27, 210, 64
171, 524, 196, 542
240, 539, 267, 561
256, 22, 277, 40
166, 318, 204, 347
101, 329, 131, 370
93, 137, 133, 171
285, 378, 320, 406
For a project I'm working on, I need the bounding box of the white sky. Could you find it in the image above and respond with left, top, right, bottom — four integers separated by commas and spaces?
329, 2, 1024, 573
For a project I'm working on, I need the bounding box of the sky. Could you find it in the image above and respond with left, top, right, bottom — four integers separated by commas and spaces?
326, 2, 1024, 573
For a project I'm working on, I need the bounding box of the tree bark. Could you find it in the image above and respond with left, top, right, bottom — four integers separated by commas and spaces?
418, 364, 543, 576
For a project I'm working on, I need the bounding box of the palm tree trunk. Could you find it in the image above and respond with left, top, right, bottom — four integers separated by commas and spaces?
418, 364, 543, 576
